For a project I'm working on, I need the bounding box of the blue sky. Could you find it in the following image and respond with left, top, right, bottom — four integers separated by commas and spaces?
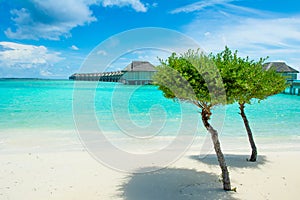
0, 0, 300, 78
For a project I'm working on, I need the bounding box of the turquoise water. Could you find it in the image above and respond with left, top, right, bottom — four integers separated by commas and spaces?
0, 79, 300, 140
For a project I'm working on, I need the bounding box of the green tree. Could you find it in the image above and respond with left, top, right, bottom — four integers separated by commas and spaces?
211, 47, 287, 161
153, 50, 232, 191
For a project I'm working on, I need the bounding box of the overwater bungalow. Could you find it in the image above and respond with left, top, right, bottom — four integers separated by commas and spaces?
119, 61, 156, 85
263, 62, 300, 95
263, 62, 299, 82
69, 61, 157, 85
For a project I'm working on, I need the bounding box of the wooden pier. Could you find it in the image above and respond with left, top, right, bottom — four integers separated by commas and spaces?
69, 71, 123, 82
69, 61, 156, 85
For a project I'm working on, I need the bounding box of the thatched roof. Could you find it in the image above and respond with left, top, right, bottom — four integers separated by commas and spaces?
263, 62, 299, 73
123, 61, 156, 72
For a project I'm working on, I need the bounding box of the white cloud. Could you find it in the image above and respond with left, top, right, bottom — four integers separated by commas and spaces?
71, 45, 79, 51
5, 0, 148, 40
5, 0, 97, 40
171, 0, 234, 14
187, 16, 300, 51
226, 18, 300, 47
171, 0, 269, 19
184, 8, 300, 71
0, 42, 63, 72
151, 2, 158, 8
97, 50, 108, 56
101, 0, 147, 12
204, 32, 211, 36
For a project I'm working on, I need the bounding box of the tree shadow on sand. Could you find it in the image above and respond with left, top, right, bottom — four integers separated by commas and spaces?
190, 154, 267, 169
119, 168, 237, 200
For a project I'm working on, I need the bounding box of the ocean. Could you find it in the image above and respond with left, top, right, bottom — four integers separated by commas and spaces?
1, 79, 300, 153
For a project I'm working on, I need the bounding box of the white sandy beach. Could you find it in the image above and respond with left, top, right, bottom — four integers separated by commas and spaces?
0, 135, 299, 200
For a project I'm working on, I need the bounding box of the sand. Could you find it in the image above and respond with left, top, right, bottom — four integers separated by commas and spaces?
0, 137, 299, 200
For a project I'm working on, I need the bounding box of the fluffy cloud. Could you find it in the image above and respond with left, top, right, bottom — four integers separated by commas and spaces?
5, 0, 97, 40
0, 42, 63, 76
5, 0, 147, 40
102, 0, 147, 12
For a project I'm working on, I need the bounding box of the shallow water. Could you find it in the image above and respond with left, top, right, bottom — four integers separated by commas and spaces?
1, 79, 299, 135
0, 79, 300, 152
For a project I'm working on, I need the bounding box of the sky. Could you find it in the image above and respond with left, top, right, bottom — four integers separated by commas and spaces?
0, 0, 300, 78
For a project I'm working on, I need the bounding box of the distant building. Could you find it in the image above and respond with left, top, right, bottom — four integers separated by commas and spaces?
263, 62, 299, 81
119, 61, 156, 85
69, 61, 157, 85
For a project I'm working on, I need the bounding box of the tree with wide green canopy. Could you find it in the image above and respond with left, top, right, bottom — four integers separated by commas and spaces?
211, 47, 287, 161
153, 50, 232, 191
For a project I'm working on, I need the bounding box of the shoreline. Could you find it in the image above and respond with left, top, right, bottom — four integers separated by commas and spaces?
1, 128, 300, 154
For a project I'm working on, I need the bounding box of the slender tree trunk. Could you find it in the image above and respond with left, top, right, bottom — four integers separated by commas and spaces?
201, 109, 231, 191
239, 103, 257, 162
